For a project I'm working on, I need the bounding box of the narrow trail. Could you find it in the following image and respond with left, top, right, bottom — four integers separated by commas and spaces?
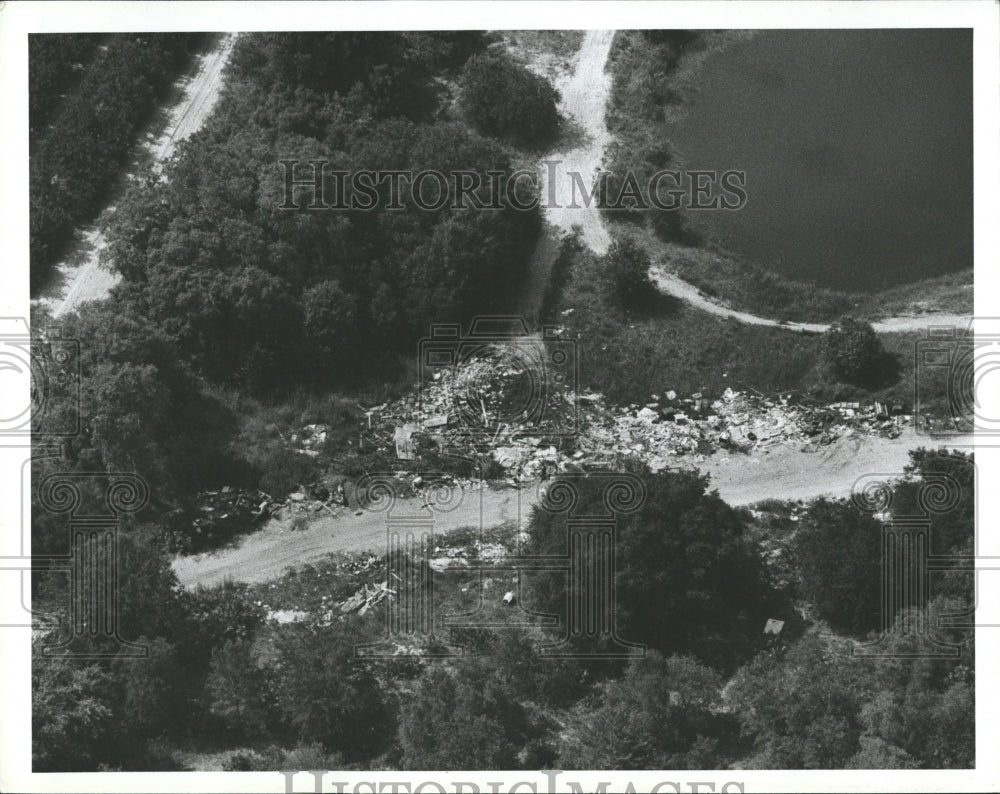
517, 30, 615, 324
35, 34, 237, 319
650, 267, 972, 334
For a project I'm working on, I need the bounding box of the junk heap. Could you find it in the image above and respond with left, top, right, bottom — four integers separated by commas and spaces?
363, 343, 911, 478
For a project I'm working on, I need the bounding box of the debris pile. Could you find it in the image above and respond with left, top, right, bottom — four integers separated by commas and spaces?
363, 356, 912, 481
191, 487, 272, 541
338, 581, 396, 615
289, 423, 329, 457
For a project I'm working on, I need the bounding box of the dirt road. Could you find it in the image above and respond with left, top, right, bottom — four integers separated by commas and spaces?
540, 29, 615, 255
37, 34, 237, 319
702, 428, 973, 506
172, 485, 534, 589
172, 428, 973, 588
529, 32, 970, 334
651, 267, 972, 335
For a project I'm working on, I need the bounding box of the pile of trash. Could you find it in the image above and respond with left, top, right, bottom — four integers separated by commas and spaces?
270, 479, 355, 522
190, 487, 272, 540
338, 581, 396, 615
288, 423, 328, 457
341, 344, 913, 490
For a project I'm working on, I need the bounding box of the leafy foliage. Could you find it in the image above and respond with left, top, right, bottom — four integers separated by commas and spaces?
793, 498, 883, 635
398, 657, 534, 769
269, 623, 394, 760
28, 34, 104, 133
560, 652, 736, 768
727, 635, 873, 768
526, 469, 786, 671
606, 237, 654, 308
822, 317, 886, 382
30, 33, 204, 287
459, 51, 560, 146
101, 34, 538, 395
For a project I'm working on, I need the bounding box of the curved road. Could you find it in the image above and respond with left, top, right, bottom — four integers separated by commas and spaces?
650, 267, 972, 334
539, 30, 971, 335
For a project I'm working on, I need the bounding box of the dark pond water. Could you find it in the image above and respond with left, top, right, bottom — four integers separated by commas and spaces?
669, 29, 972, 291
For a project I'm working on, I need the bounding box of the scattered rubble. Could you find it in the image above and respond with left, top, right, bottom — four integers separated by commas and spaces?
288, 423, 329, 457
338, 581, 395, 615
355, 342, 912, 482
189, 487, 272, 545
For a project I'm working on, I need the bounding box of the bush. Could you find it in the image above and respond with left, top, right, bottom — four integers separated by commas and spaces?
822, 317, 885, 382
793, 498, 882, 634
606, 238, 653, 308
459, 51, 560, 145
254, 444, 319, 498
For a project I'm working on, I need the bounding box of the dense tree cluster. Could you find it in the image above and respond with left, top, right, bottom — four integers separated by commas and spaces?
822, 316, 886, 382
30, 33, 204, 287
100, 33, 540, 394
526, 469, 787, 672
459, 51, 560, 146
795, 450, 975, 636
28, 33, 104, 133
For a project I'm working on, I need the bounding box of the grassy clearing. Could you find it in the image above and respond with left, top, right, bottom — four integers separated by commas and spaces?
554, 236, 927, 409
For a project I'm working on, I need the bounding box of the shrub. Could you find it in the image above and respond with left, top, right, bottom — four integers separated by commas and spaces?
606, 238, 653, 308
459, 51, 560, 145
254, 444, 319, 498
822, 317, 885, 382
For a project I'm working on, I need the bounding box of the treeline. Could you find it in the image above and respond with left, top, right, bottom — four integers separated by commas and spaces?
32, 453, 974, 770
30, 33, 205, 288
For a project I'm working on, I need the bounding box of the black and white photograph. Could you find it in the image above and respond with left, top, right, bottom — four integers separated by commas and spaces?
1, 2, 998, 792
